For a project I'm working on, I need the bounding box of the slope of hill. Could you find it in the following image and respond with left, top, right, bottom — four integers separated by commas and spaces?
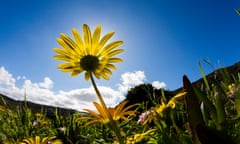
124, 61, 240, 110
0, 61, 239, 116
0, 93, 76, 117
177, 61, 240, 92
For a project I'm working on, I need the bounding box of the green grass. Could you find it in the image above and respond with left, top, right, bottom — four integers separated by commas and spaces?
0, 64, 240, 144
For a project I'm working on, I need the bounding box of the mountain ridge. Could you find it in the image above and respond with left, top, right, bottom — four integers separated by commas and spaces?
0, 93, 77, 117
0, 61, 239, 116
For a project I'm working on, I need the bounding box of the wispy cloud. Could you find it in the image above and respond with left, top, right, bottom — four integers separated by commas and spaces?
0, 66, 166, 111
152, 81, 167, 89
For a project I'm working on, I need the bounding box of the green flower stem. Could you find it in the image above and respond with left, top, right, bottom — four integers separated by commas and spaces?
90, 73, 109, 114
90, 72, 123, 144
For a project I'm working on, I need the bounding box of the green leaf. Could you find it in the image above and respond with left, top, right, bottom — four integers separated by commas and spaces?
215, 92, 227, 130
198, 61, 211, 91
183, 75, 204, 144
193, 87, 217, 123
233, 93, 240, 120
196, 124, 237, 144
200, 102, 210, 125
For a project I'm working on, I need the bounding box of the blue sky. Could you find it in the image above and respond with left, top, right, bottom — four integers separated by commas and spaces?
0, 0, 240, 111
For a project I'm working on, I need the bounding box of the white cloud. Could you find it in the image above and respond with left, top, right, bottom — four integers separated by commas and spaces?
39, 77, 53, 89
152, 81, 167, 89
0, 67, 166, 112
121, 71, 146, 86
0, 66, 128, 111
0, 67, 16, 89
118, 71, 147, 94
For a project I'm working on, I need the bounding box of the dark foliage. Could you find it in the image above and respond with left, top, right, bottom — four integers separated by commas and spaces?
124, 83, 177, 112
196, 124, 237, 144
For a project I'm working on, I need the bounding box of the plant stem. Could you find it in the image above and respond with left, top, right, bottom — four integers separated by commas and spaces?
90, 73, 108, 111
89, 73, 123, 144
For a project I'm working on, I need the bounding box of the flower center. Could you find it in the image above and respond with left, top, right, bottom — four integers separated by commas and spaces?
80, 55, 99, 72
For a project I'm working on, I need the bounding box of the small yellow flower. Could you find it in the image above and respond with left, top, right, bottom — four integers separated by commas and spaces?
78, 101, 138, 126
53, 24, 124, 80
34, 113, 43, 118
127, 129, 156, 144
113, 129, 156, 144
0, 105, 5, 112
167, 91, 186, 108
19, 136, 62, 144
227, 83, 238, 98
39, 120, 48, 126
155, 91, 186, 115
155, 98, 168, 116
110, 101, 138, 121
136, 91, 186, 124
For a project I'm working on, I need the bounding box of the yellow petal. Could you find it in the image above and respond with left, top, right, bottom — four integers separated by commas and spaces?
167, 99, 176, 108
91, 25, 101, 54
72, 28, 84, 48
107, 49, 124, 57
53, 55, 71, 61
58, 34, 78, 54
114, 101, 127, 119
93, 72, 101, 79
101, 73, 110, 80
57, 63, 74, 69
71, 70, 83, 77
53, 48, 73, 57
35, 136, 40, 144
102, 68, 112, 75
84, 119, 100, 127
108, 58, 123, 63
84, 72, 90, 81
42, 137, 49, 143
98, 31, 115, 50
103, 41, 124, 53
93, 102, 108, 119
83, 108, 100, 118
106, 63, 117, 70
83, 24, 92, 54
53, 48, 70, 56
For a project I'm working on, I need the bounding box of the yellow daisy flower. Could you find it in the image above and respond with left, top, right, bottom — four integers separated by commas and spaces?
137, 91, 186, 125
53, 24, 124, 80
126, 129, 156, 144
19, 136, 62, 144
113, 129, 156, 144
34, 113, 43, 118
78, 101, 138, 126
155, 91, 186, 115
0, 105, 5, 112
